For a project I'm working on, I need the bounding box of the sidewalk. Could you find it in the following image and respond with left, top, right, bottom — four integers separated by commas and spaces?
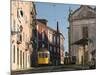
63, 64, 90, 70
11, 64, 91, 75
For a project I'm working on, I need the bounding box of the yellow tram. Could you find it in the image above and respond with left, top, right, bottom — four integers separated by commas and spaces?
38, 49, 50, 65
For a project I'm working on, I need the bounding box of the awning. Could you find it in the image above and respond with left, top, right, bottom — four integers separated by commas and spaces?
72, 38, 92, 46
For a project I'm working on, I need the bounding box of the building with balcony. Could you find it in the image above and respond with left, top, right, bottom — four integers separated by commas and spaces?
31, 19, 48, 66
68, 5, 96, 65
36, 19, 48, 49
11, 0, 36, 70
35, 19, 65, 65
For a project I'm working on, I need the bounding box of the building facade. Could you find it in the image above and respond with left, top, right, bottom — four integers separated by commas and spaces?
36, 19, 48, 49
60, 33, 65, 64
36, 19, 65, 65
68, 5, 96, 65
31, 19, 48, 66
48, 22, 65, 65
47, 26, 57, 65
11, 1, 36, 70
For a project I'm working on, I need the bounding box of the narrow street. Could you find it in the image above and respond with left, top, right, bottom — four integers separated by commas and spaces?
10, 1, 96, 75
11, 65, 90, 75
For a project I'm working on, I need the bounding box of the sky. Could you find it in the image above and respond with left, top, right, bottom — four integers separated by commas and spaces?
35, 2, 80, 52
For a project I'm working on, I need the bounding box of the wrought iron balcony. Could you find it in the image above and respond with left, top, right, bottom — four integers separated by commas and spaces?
11, 30, 20, 35
11, 25, 23, 35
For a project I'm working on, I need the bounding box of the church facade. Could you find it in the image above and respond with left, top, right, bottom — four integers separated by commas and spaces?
68, 5, 96, 65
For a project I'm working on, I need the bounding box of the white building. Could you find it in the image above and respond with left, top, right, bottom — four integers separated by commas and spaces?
68, 5, 96, 65
11, 1, 36, 70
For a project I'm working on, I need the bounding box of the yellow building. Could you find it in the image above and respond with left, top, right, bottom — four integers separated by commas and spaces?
11, 0, 36, 70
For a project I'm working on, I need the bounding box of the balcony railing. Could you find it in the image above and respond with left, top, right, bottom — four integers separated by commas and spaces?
11, 30, 20, 35
11, 25, 23, 35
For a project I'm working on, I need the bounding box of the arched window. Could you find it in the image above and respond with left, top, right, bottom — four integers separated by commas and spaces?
57, 36, 59, 44
17, 47, 19, 65
82, 26, 88, 38
13, 45, 15, 63
23, 52, 24, 68
20, 50, 22, 68
42, 32, 45, 41
53, 36, 56, 44
42, 32, 45, 48
11, 16, 16, 32
50, 46, 52, 51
